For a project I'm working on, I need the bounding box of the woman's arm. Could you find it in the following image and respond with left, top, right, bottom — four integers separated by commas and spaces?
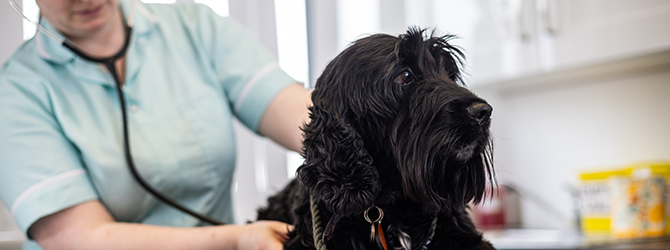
30, 200, 289, 250
259, 84, 312, 153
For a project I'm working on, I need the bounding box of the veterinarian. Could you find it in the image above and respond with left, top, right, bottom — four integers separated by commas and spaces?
0, 0, 311, 249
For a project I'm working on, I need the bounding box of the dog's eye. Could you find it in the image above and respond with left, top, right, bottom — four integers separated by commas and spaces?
395, 71, 413, 85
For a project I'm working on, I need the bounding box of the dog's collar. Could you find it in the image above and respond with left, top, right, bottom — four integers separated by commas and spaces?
395, 216, 438, 250
309, 194, 438, 250
364, 206, 388, 250
366, 206, 438, 250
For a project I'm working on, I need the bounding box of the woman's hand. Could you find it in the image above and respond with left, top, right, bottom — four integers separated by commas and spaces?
235, 221, 292, 250
30, 200, 293, 250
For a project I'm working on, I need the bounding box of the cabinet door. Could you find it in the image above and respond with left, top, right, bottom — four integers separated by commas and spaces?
468, 0, 670, 86
468, 0, 541, 86
538, 0, 670, 71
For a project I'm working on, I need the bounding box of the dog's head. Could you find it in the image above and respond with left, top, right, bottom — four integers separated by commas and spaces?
297, 28, 494, 217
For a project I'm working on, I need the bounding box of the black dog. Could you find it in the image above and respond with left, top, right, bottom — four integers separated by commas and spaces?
258, 28, 495, 250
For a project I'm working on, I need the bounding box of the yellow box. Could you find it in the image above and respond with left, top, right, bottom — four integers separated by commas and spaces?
578, 168, 629, 237
577, 162, 670, 239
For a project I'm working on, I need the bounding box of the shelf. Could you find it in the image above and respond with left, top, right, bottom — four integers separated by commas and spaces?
471, 49, 670, 93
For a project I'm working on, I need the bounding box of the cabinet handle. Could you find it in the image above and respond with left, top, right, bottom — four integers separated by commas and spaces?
519, 0, 534, 41
538, 0, 560, 35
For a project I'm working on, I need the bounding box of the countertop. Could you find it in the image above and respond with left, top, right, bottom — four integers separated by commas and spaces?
485, 229, 670, 250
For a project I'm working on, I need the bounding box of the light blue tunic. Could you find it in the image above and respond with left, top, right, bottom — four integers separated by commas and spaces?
0, 1, 295, 249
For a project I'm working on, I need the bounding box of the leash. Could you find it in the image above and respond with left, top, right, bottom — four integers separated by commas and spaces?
310, 195, 328, 250
309, 194, 438, 250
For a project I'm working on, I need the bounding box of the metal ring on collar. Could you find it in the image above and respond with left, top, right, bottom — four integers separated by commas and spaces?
364, 206, 384, 223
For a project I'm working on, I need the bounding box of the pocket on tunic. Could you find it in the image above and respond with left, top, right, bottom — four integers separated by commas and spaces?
177, 94, 237, 191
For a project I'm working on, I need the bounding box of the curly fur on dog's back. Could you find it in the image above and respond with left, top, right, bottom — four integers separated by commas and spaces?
258, 28, 495, 250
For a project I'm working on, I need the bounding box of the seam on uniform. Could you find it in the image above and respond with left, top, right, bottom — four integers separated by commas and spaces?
135, 0, 159, 23
35, 34, 52, 60
11, 169, 86, 216
234, 62, 279, 114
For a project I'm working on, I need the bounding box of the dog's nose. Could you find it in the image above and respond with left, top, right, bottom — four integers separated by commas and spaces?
466, 102, 492, 124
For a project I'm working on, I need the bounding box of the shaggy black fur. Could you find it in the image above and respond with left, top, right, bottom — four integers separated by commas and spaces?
258, 28, 496, 250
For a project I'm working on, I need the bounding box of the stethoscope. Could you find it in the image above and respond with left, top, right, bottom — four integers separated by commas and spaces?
8, 0, 224, 226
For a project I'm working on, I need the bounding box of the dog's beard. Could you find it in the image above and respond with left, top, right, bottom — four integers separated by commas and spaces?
390, 82, 493, 214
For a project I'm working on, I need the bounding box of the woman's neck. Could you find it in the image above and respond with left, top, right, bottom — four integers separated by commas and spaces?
67, 6, 127, 58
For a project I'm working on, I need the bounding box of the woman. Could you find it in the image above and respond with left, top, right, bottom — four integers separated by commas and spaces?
0, 0, 311, 249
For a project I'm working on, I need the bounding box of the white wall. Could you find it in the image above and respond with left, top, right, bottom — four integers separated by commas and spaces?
0, 0, 23, 64
474, 60, 670, 229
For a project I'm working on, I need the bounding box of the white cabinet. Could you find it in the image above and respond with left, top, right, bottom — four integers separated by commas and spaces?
468, 0, 670, 86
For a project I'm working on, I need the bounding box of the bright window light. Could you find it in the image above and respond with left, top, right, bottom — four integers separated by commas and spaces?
336, 0, 381, 51
22, 0, 39, 40
286, 151, 304, 179
274, 0, 309, 179
274, 0, 309, 85
194, 0, 229, 17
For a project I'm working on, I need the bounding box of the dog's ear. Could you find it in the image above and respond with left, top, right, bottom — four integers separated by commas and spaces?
428, 33, 465, 84
399, 28, 465, 84
399, 27, 427, 71
297, 103, 381, 217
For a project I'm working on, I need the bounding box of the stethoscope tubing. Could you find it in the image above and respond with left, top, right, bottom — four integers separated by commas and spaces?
8, 0, 224, 226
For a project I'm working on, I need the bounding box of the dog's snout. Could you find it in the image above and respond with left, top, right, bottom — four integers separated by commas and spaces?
466, 102, 492, 124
